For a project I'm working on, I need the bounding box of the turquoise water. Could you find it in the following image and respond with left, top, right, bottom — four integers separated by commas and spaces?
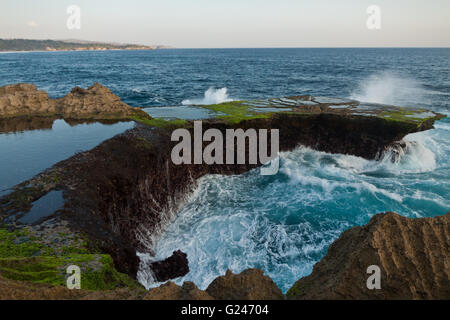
0, 48, 448, 292
147, 123, 450, 292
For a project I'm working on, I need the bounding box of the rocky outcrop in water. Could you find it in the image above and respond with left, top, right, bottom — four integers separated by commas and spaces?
0, 83, 151, 121
148, 250, 189, 282
287, 212, 450, 300
55, 83, 142, 119
0, 84, 55, 117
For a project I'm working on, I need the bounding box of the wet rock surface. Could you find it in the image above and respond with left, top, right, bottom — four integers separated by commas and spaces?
287, 212, 450, 300
148, 250, 189, 282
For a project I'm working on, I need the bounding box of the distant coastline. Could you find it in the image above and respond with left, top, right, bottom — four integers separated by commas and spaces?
0, 38, 172, 52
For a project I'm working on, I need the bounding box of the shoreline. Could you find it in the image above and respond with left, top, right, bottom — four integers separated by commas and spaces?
0, 82, 448, 299
0, 48, 158, 54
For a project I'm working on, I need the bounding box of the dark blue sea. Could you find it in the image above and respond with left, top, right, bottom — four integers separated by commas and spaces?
0, 48, 449, 292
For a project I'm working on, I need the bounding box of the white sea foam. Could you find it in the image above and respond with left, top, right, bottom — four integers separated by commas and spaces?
182, 87, 234, 105
138, 96, 448, 293
378, 140, 436, 173
350, 71, 425, 105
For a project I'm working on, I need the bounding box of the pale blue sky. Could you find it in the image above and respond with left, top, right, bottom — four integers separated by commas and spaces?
1, 0, 449, 47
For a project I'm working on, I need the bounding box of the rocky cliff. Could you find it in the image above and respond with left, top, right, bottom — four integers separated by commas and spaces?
287, 212, 450, 299
1, 212, 448, 300
0, 83, 447, 299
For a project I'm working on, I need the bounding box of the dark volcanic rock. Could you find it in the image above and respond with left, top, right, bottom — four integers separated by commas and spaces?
287, 212, 450, 300
206, 269, 284, 300
149, 250, 189, 282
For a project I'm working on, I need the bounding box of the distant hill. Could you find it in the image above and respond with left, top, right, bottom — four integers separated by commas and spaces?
0, 39, 170, 52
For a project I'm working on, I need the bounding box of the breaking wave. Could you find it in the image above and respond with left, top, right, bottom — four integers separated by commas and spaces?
350, 71, 425, 105
182, 87, 234, 105
139, 125, 449, 292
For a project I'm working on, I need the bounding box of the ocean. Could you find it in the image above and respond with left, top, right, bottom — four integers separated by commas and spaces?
0, 48, 449, 292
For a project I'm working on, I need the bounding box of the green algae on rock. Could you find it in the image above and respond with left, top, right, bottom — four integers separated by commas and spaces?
192, 95, 445, 127
0, 226, 142, 291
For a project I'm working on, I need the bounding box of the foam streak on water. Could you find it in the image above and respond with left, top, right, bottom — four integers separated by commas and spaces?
140, 120, 450, 292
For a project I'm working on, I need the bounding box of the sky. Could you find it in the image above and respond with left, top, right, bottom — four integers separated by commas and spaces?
0, 0, 449, 48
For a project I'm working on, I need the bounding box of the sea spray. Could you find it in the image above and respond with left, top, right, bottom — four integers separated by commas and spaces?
182, 87, 234, 105
139, 128, 448, 292
377, 141, 436, 173
350, 71, 425, 106
138, 77, 448, 292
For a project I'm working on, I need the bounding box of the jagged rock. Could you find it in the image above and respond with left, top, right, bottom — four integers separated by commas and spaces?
0, 83, 55, 117
55, 83, 138, 119
287, 212, 450, 300
206, 269, 284, 300
0, 83, 151, 121
149, 250, 189, 282
143, 282, 213, 300
144, 268, 284, 300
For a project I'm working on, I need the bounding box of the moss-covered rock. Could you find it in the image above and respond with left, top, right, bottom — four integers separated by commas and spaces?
0, 227, 142, 291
